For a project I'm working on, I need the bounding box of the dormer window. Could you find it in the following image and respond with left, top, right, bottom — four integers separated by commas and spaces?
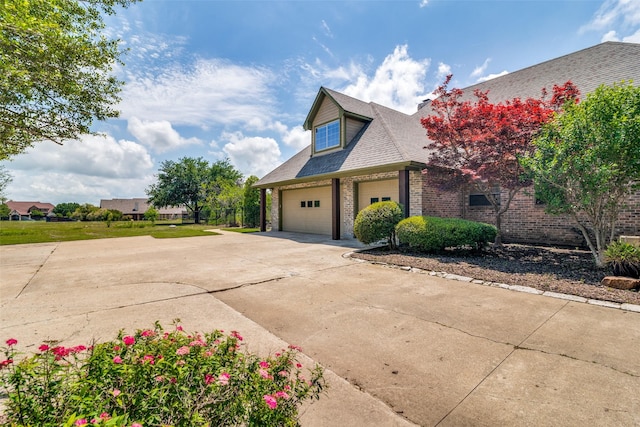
314, 120, 340, 151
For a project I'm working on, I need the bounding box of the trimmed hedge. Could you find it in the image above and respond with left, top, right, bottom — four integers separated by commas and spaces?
396, 216, 497, 252
353, 201, 404, 248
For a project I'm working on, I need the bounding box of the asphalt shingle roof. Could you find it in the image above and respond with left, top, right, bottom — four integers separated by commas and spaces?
256, 42, 640, 188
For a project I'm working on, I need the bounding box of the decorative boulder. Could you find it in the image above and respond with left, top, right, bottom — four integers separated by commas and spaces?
601, 276, 640, 290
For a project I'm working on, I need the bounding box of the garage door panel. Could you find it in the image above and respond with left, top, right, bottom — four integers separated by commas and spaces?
358, 179, 399, 211
282, 187, 332, 235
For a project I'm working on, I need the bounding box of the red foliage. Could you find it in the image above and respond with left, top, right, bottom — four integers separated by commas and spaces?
421, 75, 579, 192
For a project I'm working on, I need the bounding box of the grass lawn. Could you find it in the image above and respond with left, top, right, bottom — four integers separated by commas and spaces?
0, 221, 219, 245
221, 227, 260, 233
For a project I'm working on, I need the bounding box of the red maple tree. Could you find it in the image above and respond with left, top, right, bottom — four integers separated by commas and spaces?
421, 75, 579, 245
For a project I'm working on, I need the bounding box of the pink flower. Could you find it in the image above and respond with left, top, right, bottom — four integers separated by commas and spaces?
296, 363, 302, 368
175, 325, 183, 331
113, 345, 120, 351
155, 375, 164, 382
288, 344, 302, 351
259, 369, 271, 379
218, 372, 230, 385
141, 329, 154, 337
71, 345, 86, 353
112, 389, 121, 397
113, 356, 123, 364
205, 374, 215, 385
231, 330, 243, 341
39, 344, 50, 352
275, 390, 290, 399
263, 394, 278, 409
259, 361, 270, 369
176, 346, 190, 355
189, 340, 205, 347
278, 370, 288, 377
99, 413, 111, 420
142, 355, 155, 365
131, 424, 143, 427
5, 338, 17, 347
122, 336, 135, 346
75, 419, 88, 426
0, 359, 13, 368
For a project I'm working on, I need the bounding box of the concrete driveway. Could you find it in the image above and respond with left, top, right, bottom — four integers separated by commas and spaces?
1, 231, 639, 426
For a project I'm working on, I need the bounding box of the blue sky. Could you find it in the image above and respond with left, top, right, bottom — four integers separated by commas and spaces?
4, 0, 640, 205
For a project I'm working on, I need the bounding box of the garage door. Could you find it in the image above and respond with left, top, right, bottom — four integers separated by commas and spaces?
281, 186, 332, 235
358, 179, 399, 212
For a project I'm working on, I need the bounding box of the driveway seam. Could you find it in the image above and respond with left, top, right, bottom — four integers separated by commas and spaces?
15, 243, 59, 299
433, 300, 570, 426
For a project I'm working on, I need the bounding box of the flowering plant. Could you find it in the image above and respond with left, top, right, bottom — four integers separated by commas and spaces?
0, 322, 325, 426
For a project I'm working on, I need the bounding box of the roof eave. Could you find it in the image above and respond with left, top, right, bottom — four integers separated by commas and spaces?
253, 161, 426, 189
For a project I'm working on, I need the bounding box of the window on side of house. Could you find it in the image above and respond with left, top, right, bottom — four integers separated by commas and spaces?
314, 120, 340, 151
469, 190, 500, 207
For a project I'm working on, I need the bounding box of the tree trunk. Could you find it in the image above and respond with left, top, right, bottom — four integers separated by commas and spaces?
493, 211, 503, 247
194, 208, 200, 224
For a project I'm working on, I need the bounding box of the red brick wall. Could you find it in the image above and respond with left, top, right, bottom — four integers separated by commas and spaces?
421, 175, 640, 247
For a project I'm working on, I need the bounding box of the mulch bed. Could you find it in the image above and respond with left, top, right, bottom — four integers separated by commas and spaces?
351, 244, 640, 305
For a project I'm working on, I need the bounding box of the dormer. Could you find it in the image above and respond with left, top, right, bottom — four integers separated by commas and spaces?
303, 87, 373, 157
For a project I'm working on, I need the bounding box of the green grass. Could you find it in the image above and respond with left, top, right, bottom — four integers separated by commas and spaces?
0, 221, 219, 245
221, 227, 260, 233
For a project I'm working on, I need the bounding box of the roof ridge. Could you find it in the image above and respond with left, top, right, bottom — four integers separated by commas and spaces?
369, 103, 410, 161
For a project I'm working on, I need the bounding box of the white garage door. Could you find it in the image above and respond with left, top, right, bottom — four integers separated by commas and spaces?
281, 186, 332, 235
358, 179, 399, 212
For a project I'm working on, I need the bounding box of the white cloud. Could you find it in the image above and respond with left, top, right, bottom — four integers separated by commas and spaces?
470, 58, 491, 78
436, 62, 452, 80
119, 58, 275, 129
282, 126, 310, 151
581, 0, 640, 32
5, 135, 155, 204
622, 28, 640, 42
127, 117, 202, 153
476, 70, 509, 83
321, 20, 334, 38
340, 45, 431, 114
419, 0, 429, 8
580, 0, 640, 41
213, 132, 282, 178
602, 29, 620, 41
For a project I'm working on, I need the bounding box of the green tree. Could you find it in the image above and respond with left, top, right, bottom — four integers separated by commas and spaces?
53, 202, 80, 218
524, 81, 640, 267
243, 175, 260, 228
144, 206, 158, 223
216, 181, 243, 226
0, 0, 139, 159
147, 157, 242, 224
71, 203, 99, 221
30, 209, 44, 220
0, 203, 9, 219
0, 165, 12, 203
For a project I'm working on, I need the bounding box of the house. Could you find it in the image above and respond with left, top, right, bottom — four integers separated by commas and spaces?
99, 198, 187, 221
254, 42, 640, 246
6, 201, 55, 221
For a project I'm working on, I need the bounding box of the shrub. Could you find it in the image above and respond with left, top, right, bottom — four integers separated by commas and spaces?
353, 201, 404, 249
604, 241, 640, 278
396, 216, 497, 252
0, 322, 326, 426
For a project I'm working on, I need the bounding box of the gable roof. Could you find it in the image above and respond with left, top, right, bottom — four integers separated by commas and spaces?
6, 201, 55, 215
257, 42, 640, 188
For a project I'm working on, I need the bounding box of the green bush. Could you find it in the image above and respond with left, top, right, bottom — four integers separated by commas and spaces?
0, 322, 326, 426
396, 216, 497, 252
604, 241, 640, 278
353, 201, 404, 249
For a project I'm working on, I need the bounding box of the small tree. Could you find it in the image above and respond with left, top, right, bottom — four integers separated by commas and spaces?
0, 165, 12, 203
144, 206, 159, 223
243, 176, 260, 228
53, 202, 80, 218
71, 203, 99, 221
29, 209, 44, 220
524, 81, 640, 267
421, 75, 578, 245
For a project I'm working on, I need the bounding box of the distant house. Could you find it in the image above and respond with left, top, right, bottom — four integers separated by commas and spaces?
6, 201, 55, 221
255, 42, 640, 246
99, 198, 187, 221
